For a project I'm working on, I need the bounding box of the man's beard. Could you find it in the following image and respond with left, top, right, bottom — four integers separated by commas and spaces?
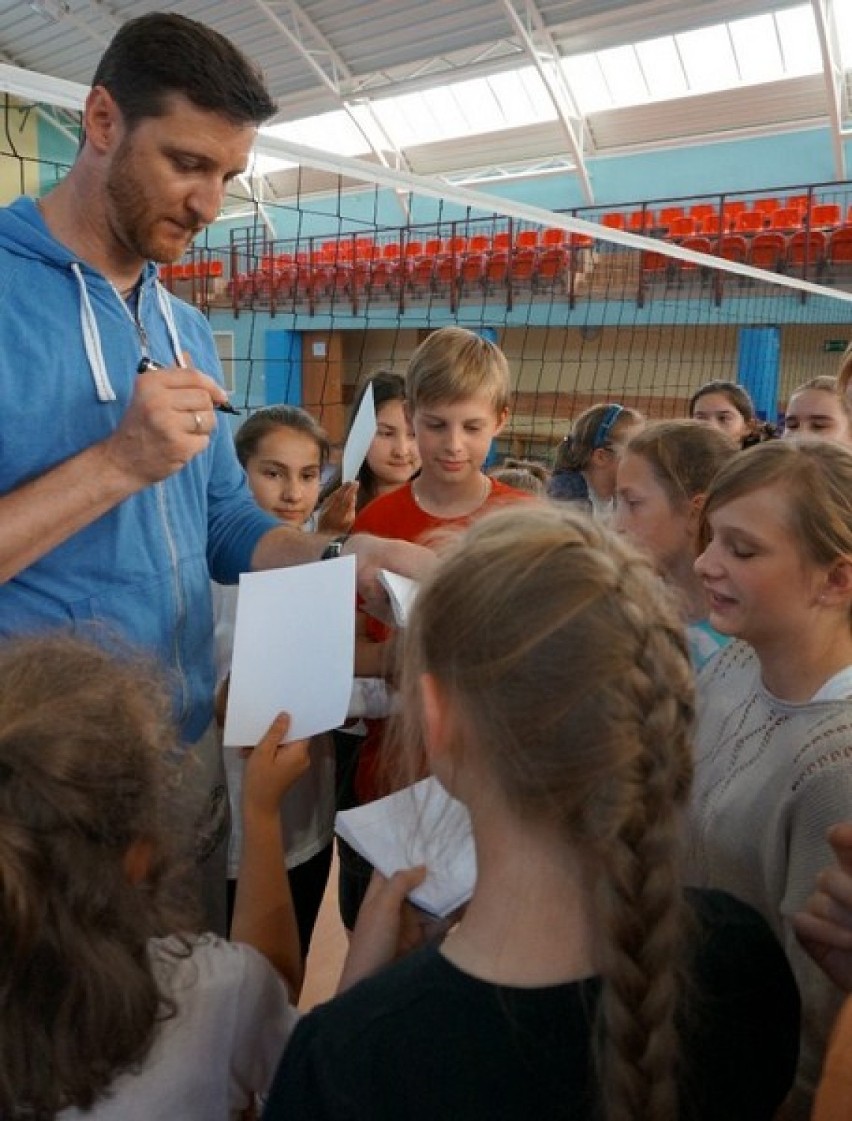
105, 140, 198, 263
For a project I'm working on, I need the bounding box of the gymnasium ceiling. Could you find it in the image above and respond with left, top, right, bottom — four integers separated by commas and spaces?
0, 0, 850, 205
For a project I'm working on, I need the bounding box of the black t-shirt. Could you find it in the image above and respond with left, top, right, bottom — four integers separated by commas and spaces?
264, 889, 800, 1121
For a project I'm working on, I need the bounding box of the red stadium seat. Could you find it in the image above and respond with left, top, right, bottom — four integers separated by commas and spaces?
627, 209, 656, 232
809, 204, 842, 230
786, 230, 826, 273
669, 216, 698, 239
689, 203, 718, 223
735, 211, 766, 234
771, 208, 803, 232
541, 227, 566, 247
717, 235, 748, 264
748, 232, 786, 270
828, 227, 852, 272
516, 229, 539, 249
601, 212, 626, 230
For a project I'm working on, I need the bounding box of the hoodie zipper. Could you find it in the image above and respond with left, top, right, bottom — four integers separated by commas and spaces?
130, 282, 191, 728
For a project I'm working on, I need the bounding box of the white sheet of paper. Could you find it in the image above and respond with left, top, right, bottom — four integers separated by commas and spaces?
342, 382, 376, 483
377, 568, 418, 627
335, 776, 476, 917
223, 555, 357, 746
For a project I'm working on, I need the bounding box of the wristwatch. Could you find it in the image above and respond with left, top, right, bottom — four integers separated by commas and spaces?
321, 534, 349, 560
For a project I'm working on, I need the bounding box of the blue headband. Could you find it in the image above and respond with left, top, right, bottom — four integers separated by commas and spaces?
592, 404, 625, 449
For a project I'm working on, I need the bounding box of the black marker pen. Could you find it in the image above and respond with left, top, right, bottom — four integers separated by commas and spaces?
136, 357, 242, 415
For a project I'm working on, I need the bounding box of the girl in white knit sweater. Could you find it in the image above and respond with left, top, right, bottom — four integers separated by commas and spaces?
688, 439, 852, 1120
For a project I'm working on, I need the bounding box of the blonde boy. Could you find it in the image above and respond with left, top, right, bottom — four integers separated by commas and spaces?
354, 326, 519, 536
338, 328, 529, 928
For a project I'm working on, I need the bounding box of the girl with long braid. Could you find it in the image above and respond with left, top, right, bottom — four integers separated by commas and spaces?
264, 504, 799, 1121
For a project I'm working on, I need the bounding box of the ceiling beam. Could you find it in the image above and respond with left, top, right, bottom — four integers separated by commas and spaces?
811, 0, 849, 171
251, 0, 410, 215
498, 0, 594, 204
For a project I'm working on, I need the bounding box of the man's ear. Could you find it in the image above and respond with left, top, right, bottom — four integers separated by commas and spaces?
83, 86, 123, 155
493, 406, 509, 438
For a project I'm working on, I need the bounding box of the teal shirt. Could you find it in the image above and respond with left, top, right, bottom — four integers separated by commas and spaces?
687, 619, 730, 672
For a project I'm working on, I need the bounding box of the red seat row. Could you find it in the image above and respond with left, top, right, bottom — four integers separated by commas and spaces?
604, 198, 846, 238
227, 234, 593, 311
161, 259, 224, 282
641, 226, 852, 277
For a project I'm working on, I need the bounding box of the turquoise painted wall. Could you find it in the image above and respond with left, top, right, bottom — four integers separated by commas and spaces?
480, 127, 852, 211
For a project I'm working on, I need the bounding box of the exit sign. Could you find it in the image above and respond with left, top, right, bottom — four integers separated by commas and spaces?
823, 340, 848, 353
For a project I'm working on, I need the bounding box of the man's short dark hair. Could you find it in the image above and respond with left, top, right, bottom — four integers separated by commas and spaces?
91, 12, 276, 129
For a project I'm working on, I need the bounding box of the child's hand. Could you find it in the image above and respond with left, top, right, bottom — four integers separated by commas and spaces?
241, 713, 310, 819
337, 867, 460, 992
351, 535, 437, 624
793, 822, 852, 993
317, 482, 358, 535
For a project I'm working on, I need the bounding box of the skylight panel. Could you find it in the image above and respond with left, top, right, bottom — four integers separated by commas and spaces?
371, 89, 458, 147
729, 15, 782, 84
596, 44, 649, 107
253, 0, 831, 171
420, 86, 465, 140
367, 92, 425, 148
635, 37, 687, 102
448, 76, 506, 133
676, 25, 739, 93
562, 53, 611, 113
489, 67, 556, 126
516, 67, 559, 119
775, 6, 822, 75
366, 67, 556, 149
264, 110, 369, 157
247, 152, 297, 177
837, 1, 852, 68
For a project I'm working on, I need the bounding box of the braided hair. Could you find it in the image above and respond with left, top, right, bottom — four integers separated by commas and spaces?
397, 504, 695, 1121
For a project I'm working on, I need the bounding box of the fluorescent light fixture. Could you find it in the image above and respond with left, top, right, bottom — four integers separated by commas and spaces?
28, 0, 70, 23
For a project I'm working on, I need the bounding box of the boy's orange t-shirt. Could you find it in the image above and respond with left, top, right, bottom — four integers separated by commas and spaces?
351, 477, 530, 804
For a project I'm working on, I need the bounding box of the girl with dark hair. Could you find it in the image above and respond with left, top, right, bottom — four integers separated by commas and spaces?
547, 403, 642, 517
319, 370, 420, 528
0, 634, 304, 1119
689, 379, 776, 448
217, 405, 336, 960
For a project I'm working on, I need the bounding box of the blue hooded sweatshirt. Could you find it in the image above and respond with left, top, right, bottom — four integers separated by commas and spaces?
0, 197, 278, 744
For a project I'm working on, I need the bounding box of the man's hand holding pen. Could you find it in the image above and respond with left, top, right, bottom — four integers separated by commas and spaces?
137, 357, 241, 415
102, 355, 235, 489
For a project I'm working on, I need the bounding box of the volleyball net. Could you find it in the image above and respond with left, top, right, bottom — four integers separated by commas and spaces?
4, 93, 852, 461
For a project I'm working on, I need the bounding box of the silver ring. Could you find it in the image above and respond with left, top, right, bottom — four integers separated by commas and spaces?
194, 413, 203, 434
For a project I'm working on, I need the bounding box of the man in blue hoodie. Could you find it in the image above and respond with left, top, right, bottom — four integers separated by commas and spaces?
0, 13, 429, 930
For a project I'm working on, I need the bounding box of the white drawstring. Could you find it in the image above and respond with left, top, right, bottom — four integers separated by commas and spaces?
71, 262, 116, 402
